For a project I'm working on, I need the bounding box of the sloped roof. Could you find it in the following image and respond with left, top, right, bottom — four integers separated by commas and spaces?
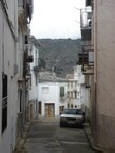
39, 71, 67, 82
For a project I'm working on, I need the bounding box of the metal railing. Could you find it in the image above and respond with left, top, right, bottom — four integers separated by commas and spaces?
2, 96, 8, 133
80, 7, 92, 29
2, 97, 7, 109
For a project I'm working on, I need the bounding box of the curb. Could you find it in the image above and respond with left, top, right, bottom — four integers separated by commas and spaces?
84, 124, 103, 153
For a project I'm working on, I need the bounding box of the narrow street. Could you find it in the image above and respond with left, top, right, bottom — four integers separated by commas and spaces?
22, 120, 95, 153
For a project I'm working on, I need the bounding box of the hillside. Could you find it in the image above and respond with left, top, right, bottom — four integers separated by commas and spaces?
38, 39, 81, 77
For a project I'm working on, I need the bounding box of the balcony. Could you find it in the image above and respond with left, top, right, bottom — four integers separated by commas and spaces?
18, 0, 25, 31
86, 0, 92, 6
78, 53, 88, 65
24, 43, 32, 53
2, 97, 8, 133
88, 52, 94, 66
34, 66, 39, 72
80, 7, 92, 41
26, 55, 34, 63
23, 63, 30, 77
18, 0, 34, 25
81, 41, 94, 52
2, 97, 7, 109
78, 52, 94, 65
26, 0, 34, 23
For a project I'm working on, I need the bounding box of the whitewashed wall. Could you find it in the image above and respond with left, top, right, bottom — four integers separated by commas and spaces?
29, 45, 39, 101
0, 1, 22, 153
29, 44, 39, 119
66, 65, 88, 109
38, 82, 60, 118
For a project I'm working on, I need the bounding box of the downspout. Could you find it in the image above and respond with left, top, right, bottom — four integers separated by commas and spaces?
93, 0, 97, 141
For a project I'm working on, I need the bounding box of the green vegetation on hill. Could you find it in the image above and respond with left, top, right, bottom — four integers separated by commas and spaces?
38, 39, 81, 77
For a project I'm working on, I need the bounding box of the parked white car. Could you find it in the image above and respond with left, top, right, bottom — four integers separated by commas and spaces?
60, 109, 85, 127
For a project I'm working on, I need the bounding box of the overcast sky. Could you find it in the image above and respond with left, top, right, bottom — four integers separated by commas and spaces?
30, 0, 85, 39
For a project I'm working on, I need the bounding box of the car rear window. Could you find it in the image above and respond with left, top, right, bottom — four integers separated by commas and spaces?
63, 109, 82, 115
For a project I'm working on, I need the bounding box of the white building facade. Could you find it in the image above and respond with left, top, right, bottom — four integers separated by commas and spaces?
66, 65, 90, 111
0, 1, 33, 153
74, 65, 90, 118
29, 37, 40, 120
0, 1, 19, 153
38, 82, 60, 118
38, 72, 67, 119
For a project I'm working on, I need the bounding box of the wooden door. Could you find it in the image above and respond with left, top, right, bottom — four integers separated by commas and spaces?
45, 104, 55, 118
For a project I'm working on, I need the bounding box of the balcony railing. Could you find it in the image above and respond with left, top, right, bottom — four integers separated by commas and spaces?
18, 0, 34, 23
26, 0, 34, 23
2, 97, 7, 109
23, 63, 30, 77
34, 66, 39, 72
86, 0, 92, 6
80, 7, 92, 29
78, 52, 94, 66
2, 97, 8, 133
88, 52, 94, 66
80, 7, 92, 41
26, 55, 34, 63
78, 53, 89, 65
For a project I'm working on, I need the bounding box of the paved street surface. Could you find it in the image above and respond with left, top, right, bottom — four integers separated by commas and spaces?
24, 120, 95, 153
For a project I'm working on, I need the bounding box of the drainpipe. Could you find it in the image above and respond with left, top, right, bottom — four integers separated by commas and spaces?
93, 0, 97, 141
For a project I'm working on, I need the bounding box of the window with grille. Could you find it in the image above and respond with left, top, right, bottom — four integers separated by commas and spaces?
2, 74, 8, 133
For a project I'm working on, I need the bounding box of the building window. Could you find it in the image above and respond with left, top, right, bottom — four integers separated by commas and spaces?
71, 82, 73, 88
2, 74, 8, 133
38, 101, 42, 114
25, 35, 28, 44
75, 81, 77, 88
60, 87, 64, 97
68, 104, 70, 108
77, 92, 80, 99
41, 87, 49, 94
68, 82, 71, 88
86, 0, 92, 6
67, 91, 69, 97
19, 90, 22, 112
35, 74, 38, 86
71, 104, 73, 108
75, 91, 77, 99
71, 92, 73, 98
